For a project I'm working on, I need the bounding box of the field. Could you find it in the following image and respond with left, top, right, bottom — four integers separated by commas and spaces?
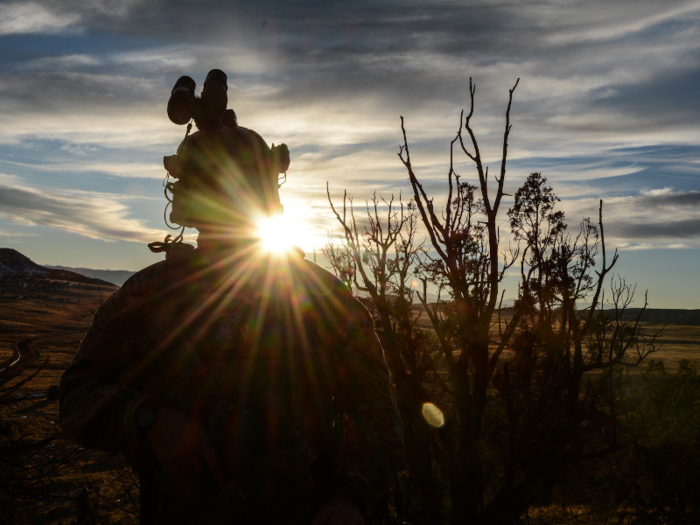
638, 322, 700, 371
1, 282, 698, 523
0, 279, 138, 524
412, 304, 700, 372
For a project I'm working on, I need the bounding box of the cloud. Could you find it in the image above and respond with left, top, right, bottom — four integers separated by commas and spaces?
0, 0, 145, 36
22, 54, 103, 70
561, 190, 700, 249
0, 2, 81, 35
1, 0, 700, 258
0, 157, 165, 179
634, 190, 700, 210
2, 1, 699, 155
543, 2, 700, 44
0, 229, 38, 237
0, 183, 164, 243
617, 218, 700, 240
641, 187, 674, 197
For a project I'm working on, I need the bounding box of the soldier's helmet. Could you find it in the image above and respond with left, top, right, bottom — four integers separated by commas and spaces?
161, 69, 289, 230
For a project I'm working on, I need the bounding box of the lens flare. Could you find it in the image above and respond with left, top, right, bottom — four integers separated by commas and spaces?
422, 402, 445, 428
256, 206, 321, 255
258, 215, 290, 253
260, 211, 319, 254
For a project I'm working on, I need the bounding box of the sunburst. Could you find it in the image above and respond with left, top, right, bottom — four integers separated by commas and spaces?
257, 208, 315, 254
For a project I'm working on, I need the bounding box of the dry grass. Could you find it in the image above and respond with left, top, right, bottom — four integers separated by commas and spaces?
0, 279, 138, 524
411, 304, 700, 373
1, 285, 698, 523
637, 322, 700, 371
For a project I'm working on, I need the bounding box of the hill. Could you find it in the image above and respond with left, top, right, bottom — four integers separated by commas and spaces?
0, 248, 115, 286
619, 308, 700, 326
43, 265, 134, 286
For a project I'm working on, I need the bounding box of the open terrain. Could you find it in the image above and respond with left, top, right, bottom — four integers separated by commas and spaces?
637, 322, 700, 371
0, 277, 138, 524
1, 268, 698, 522
411, 304, 700, 372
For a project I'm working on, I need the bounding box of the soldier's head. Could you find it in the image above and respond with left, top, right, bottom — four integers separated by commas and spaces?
165, 127, 284, 235
162, 70, 287, 241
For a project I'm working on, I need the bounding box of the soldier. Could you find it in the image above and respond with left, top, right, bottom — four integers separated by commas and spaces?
59, 70, 403, 524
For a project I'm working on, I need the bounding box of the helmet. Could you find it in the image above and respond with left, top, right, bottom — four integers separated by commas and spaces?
164, 124, 284, 228
152, 70, 290, 258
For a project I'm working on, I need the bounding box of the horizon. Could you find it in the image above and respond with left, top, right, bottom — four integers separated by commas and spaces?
0, 1, 699, 308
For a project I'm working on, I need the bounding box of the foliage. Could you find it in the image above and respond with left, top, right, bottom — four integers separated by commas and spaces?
325, 80, 691, 524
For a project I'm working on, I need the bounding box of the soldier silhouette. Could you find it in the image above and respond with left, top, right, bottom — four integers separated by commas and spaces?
59, 69, 403, 524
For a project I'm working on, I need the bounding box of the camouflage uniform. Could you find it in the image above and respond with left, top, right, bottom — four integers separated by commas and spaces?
59, 247, 403, 524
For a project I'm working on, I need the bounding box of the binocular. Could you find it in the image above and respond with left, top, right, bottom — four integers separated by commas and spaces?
167, 69, 229, 130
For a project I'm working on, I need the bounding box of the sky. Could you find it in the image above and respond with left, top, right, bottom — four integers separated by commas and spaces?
0, 0, 699, 308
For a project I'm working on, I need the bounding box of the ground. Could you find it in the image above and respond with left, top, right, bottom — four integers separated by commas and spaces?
1, 281, 698, 523
0, 278, 137, 524
411, 304, 700, 372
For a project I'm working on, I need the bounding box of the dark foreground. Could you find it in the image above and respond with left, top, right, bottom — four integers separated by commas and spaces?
1, 277, 699, 523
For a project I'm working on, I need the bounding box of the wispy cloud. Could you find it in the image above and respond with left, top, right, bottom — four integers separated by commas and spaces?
0, 0, 699, 290
0, 2, 81, 35
544, 2, 700, 44
0, 157, 165, 179
563, 190, 700, 249
0, 183, 164, 243
22, 54, 103, 70
0, 228, 38, 237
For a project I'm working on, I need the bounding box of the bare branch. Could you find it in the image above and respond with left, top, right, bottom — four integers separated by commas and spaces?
493, 78, 520, 215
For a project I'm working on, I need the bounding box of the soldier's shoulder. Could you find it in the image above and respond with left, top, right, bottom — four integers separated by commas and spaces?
293, 258, 374, 319
119, 260, 170, 297
86, 260, 170, 333
88, 252, 201, 334
294, 258, 350, 298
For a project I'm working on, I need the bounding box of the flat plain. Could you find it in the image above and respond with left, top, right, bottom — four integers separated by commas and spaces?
638, 322, 700, 371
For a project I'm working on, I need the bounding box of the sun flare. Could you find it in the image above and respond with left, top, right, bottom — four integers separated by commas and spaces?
257, 211, 314, 254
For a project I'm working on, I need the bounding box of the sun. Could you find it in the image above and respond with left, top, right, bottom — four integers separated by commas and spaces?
258, 215, 291, 252
257, 211, 313, 254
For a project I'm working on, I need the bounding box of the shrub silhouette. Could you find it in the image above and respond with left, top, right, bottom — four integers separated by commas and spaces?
325, 80, 681, 524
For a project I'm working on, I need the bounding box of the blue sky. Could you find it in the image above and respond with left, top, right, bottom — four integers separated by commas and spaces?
0, 0, 699, 308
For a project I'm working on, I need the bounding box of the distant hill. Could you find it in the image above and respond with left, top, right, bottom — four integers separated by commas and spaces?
0, 248, 115, 286
618, 308, 700, 326
44, 265, 135, 287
